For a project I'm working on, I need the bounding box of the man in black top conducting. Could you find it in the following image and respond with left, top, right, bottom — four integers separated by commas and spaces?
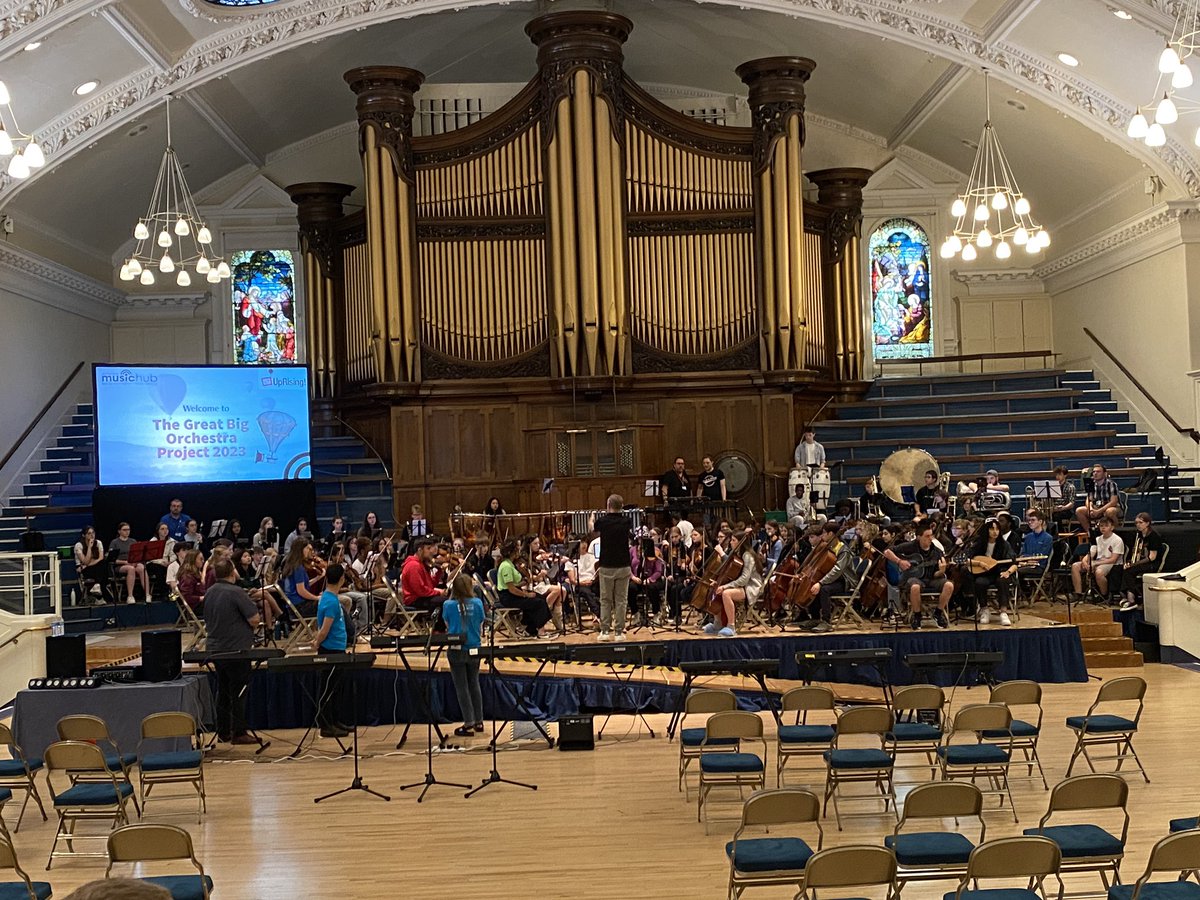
883, 520, 953, 631
659, 457, 691, 504
594, 494, 632, 642
203, 556, 261, 745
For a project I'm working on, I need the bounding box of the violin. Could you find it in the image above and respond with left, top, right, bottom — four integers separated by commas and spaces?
304, 554, 328, 593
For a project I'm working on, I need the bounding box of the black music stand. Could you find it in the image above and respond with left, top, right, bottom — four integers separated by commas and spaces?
391, 640, 452, 750
399, 634, 471, 803
315, 657, 390, 804
466, 596, 538, 799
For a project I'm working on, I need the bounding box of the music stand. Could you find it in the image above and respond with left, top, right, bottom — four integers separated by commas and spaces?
315, 654, 390, 804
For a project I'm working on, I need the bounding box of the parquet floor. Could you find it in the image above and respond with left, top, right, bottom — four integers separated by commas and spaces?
5, 664, 1195, 900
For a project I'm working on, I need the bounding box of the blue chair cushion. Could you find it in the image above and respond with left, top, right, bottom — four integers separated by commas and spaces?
824, 749, 894, 769
779, 725, 835, 744
937, 744, 1010, 765
54, 782, 134, 806
982, 719, 1039, 738
141, 751, 203, 772
680, 728, 738, 748
726, 836, 815, 873
699, 753, 764, 774
104, 752, 138, 771
1170, 817, 1199, 833
1066, 715, 1137, 733
0, 757, 41, 776
0, 882, 52, 900
143, 875, 215, 900
945, 890, 1042, 900
1023, 824, 1124, 858
886, 832, 975, 865
887, 722, 943, 742
1109, 884, 1200, 900
0, 788, 10, 803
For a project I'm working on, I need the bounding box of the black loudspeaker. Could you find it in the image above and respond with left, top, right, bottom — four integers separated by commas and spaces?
45, 634, 86, 679
140, 629, 182, 683
20, 530, 45, 552
556, 715, 595, 751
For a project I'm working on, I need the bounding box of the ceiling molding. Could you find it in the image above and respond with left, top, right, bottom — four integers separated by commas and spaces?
99, 6, 171, 71
183, 93, 265, 169
0, 240, 124, 319
886, 62, 967, 150
264, 120, 358, 167
0, 0, 113, 65
2, 0, 1198, 203
1053, 175, 1150, 234
951, 267, 1040, 283
980, 0, 1039, 45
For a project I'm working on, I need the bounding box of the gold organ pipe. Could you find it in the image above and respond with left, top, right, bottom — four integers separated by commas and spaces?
785, 115, 805, 371
546, 132, 566, 375
758, 169, 776, 369
380, 160, 402, 380
594, 98, 617, 375
608, 124, 625, 373
771, 139, 791, 369
554, 97, 579, 376
572, 70, 600, 375
363, 130, 389, 381
303, 253, 320, 394
323, 271, 335, 392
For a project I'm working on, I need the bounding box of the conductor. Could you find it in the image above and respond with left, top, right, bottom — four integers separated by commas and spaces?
203, 556, 262, 744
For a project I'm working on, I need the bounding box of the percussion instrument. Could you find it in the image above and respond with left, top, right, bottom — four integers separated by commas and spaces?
711, 449, 757, 498
788, 466, 812, 497
811, 468, 831, 510
879, 447, 941, 505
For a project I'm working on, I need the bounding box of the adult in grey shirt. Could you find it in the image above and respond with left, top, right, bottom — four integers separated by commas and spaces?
203, 557, 261, 744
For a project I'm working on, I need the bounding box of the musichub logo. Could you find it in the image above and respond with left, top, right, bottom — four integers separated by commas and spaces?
260, 368, 305, 388
100, 368, 158, 385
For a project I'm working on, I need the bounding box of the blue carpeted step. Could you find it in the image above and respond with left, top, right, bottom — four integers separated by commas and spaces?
309, 459, 389, 477
868, 370, 1064, 399
821, 410, 1095, 443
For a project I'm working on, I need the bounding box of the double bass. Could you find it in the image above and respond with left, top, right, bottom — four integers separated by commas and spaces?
788, 531, 838, 611
690, 530, 752, 618
766, 538, 804, 613
857, 544, 890, 613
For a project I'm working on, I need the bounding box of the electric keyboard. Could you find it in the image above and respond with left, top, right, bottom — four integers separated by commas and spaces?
904, 651, 1004, 669
482, 642, 568, 661
369, 634, 465, 650
266, 652, 377, 672
569, 642, 668, 665
797, 648, 893, 663
183, 648, 286, 664
678, 658, 779, 677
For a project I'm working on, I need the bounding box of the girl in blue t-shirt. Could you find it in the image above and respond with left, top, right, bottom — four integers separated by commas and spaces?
442, 574, 485, 737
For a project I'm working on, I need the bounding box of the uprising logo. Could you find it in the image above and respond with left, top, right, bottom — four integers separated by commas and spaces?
100, 368, 158, 385
259, 368, 305, 388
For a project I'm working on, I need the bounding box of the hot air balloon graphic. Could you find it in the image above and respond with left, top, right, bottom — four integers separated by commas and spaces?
150, 374, 187, 416
256, 410, 296, 462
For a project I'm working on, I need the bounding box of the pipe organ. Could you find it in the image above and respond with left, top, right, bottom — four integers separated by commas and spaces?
288, 11, 873, 522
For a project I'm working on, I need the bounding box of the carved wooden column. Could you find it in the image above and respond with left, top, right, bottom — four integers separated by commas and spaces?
807, 167, 872, 382
344, 66, 425, 383
738, 57, 816, 373
527, 11, 631, 377
285, 182, 354, 398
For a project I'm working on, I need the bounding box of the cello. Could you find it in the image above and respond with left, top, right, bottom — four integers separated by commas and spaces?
690, 530, 752, 618
766, 538, 803, 613
788, 529, 838, 611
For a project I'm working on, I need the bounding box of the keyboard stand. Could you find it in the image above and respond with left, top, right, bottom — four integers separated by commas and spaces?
395, 642, 451, 750
487, 655, 556, 749
796, 658, 894, 707
666, 669, 781, 741
597, 658, 656, 740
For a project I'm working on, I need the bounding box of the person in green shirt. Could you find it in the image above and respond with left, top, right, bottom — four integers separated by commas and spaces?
495, 539, 551, 639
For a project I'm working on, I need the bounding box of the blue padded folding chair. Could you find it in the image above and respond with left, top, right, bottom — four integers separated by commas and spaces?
1065, 676, 1149, 783
678, 689, 739, 800
938, 703, 1018, 823
107, 823, 213, 900
56, 715, 141, 818
885, 685, 945, 781
986, 680, 1048, 790
776, 685, 837, 787
698, 711, 768, 835
0, 722, 47, 832
945, 836, 1063, 900
823, 705, 897, 831
1023, 775, 1128, 898
888, 782, 985, 895
44, 740, 134, 869
138, 712, 206, 824
0, 834, 51, 900
1107, 831, 1200, 900
725, 788, 823, 900
796, 844, 900, 900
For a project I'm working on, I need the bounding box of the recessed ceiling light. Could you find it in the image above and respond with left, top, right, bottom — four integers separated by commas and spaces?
126, 123, 149, 138
74, 80, 99, 97
1007, 99, 1027, 111
22, 41, 41, 52
1057, 52, 1080, 67
1110, 7, 1133, 20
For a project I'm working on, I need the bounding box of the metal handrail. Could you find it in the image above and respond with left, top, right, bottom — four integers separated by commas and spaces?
0, 360, 86, 473
1084, 327, 1200, 443
332, 413, 392, 481
0, 623, 53, 653
876, 350, 1057, 377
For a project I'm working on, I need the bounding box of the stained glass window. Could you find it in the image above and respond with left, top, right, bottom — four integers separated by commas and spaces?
868, 218, 933, 360
231, 250, 297, 365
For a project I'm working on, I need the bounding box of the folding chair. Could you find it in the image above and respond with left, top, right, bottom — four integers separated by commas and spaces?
56, 715, 141, 817
887, 782, 985, 895
279, 591, 319, 651
138, 712, 206, 824
937, 703, 1018, 822
171, 590, 207, 652
885, 685, 945, 781
985, 680, 1049, 789
44, 740, 134, 868
726, 788, 823, 900
831, 556, 874, 629
0, 722, 47, 832
479, 572, 524, 642
386, 574, 432, 638
698, 711, 768, 834
1169, 812, 1199, 834
678, 689, 739, 799
796, 844, 900, 900
776, 685, 837, 787
946, 836, 1064, 900
1107, 831, 1200, 900
1065, 676, 1149, 783
822, 705, 897, 830
1023, 774, 1129, 897
107, 823, 213, 900
0, 834, 51, 900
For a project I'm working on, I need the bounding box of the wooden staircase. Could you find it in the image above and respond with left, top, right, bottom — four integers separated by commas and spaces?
1042, 606, 1143, 669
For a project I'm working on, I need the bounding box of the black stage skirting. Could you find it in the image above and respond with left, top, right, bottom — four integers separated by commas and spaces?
230, 625, 1086, 731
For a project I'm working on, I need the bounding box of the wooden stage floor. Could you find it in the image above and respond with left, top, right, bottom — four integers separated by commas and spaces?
1, 662, 1193, 900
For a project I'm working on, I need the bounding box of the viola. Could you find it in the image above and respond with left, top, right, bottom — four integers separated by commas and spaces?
304, 555, 328, 593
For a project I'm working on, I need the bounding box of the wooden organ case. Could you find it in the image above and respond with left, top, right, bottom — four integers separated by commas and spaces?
287, 11, 871, 521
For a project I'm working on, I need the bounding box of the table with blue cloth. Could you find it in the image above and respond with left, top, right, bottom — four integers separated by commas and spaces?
11, 674, 214, 757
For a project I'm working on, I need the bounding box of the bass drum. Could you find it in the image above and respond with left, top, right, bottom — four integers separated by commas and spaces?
712, 450, 758, 499
879, 447, 939, 504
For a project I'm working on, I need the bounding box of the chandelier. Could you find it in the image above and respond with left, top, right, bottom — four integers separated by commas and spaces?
1127, 0, 1200, 148
119, 97, 230, 287
940, 70, 1049, 262
0, 80, 46, 179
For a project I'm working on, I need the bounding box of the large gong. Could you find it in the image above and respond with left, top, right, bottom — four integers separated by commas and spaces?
879, 447, 939, 503
712, 450, 757, 499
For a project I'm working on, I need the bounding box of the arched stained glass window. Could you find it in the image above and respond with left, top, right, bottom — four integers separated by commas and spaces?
232, 250, 297, 365
868, 217, 933, 360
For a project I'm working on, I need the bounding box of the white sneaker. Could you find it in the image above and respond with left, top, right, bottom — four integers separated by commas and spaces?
999, 612, 1012, 627
126, 596, 136, 605
1119, 597, 1138, 612
702, 623, 718, 635
598, 631, 613, 642
978, 609, 991, 625
614, 632, 627, 642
